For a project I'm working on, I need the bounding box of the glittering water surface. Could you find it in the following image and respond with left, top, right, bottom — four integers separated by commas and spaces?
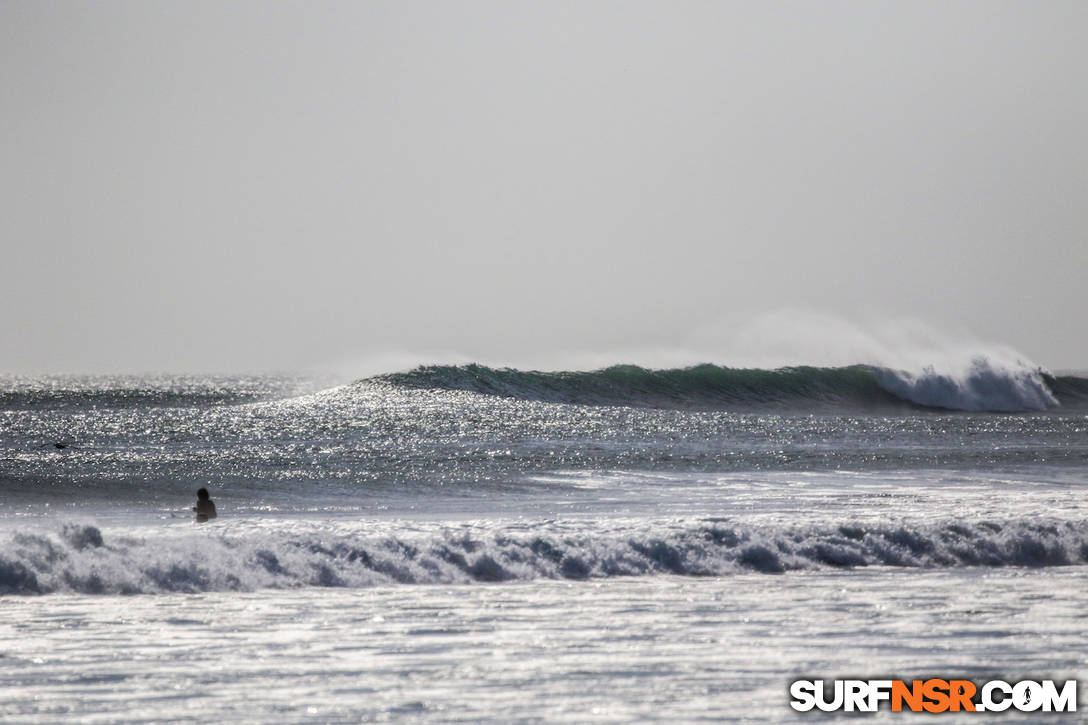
3, 377, 1087, 505
1, 375, 1086, 721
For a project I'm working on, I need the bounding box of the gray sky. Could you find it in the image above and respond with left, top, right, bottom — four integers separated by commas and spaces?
2, 1, 1086, 374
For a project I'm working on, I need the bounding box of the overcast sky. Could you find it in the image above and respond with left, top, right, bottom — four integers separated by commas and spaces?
2, 1, 1085, 374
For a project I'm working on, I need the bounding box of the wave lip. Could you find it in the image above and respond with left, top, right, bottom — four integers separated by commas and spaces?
2, 519, 1086, 595
374, 359, 1074, 413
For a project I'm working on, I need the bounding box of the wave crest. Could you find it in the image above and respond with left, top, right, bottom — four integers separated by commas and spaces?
2, 519, 1085, 595
875, 357, 1058, 412
373, 360, 1072, 413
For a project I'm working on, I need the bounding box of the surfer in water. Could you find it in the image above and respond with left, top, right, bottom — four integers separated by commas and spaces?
193, 488, 218, 523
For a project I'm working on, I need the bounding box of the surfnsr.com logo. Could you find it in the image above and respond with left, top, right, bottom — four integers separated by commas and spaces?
790, 679, 1077, 713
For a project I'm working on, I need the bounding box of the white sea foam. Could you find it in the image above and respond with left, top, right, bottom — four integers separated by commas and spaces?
2, 569, 1087, 723
3, 516, 1086, 595
875, 357, 1059, 411
693, 310, 1059, 410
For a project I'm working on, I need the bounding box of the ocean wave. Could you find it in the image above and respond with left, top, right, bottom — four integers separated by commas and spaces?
876, 358, 1059, 412
374, 360, 1076, 413
2, 519, 1086, 595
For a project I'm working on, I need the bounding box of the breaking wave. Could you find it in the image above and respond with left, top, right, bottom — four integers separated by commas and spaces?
375, 360, 1078, 413
2, 519, 1087, 595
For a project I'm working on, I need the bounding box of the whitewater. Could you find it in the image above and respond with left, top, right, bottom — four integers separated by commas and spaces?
2, 359, 1087, 722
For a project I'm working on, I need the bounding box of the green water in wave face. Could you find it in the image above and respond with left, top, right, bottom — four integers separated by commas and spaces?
380, 361, 1080, 412
379, 363, 908, 411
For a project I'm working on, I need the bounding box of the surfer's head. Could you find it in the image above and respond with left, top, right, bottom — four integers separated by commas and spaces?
197, 487, 210, 501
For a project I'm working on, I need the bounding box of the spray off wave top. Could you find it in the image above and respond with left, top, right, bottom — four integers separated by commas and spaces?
376, 358, 1084, 413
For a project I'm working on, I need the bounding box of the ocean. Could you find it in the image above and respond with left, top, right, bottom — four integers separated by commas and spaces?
1, 360, 1087, 722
